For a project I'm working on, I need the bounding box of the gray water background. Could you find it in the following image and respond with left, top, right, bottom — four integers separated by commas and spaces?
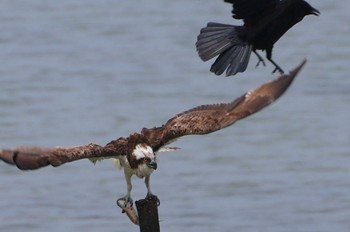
0, 1, 349, 231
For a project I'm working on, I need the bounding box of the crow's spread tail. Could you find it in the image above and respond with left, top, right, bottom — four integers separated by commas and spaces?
196, 22, 252, 77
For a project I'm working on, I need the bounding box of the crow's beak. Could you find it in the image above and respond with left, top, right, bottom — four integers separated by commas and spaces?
311, 8, 320, 16
146, 161, 157, 170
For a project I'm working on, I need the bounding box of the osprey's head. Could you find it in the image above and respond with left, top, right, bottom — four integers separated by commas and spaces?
129, 143, 157, 178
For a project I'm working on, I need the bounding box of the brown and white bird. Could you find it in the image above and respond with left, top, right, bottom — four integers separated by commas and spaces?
0, 60, 306, 207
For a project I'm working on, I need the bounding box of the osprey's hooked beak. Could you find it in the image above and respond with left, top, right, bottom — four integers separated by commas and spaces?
146, 161, 157, 170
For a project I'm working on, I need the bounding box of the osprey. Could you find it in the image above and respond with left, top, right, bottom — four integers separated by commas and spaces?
0, 60, 305, 207
196, 0, 319, 76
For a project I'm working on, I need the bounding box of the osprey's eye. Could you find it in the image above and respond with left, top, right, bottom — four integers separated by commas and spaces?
142, 157, 150, 163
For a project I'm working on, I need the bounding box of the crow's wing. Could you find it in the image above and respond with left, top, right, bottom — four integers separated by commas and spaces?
225, 0, 283, 26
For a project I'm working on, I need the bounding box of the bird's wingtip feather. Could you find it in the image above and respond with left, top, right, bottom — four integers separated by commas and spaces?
288, 59, 307, 77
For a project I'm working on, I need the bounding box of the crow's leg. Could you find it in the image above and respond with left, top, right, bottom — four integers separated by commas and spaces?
253, 50, 266, 67
268, 58, 284, 74
266, 49, 284, 74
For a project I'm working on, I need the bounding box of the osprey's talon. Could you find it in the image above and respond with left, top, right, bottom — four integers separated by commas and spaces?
146, 193, 160, 206
117, 196, 134, 209
116, 197, 139, 225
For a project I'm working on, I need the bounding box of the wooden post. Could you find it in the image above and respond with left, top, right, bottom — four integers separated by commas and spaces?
135, 196, 160, 232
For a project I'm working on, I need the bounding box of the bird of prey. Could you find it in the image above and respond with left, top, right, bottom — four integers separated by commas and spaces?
0, 60, 305, 208
196, 0, 319, 76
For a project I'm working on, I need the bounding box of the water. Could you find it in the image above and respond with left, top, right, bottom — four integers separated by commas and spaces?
0, 1, 349, 231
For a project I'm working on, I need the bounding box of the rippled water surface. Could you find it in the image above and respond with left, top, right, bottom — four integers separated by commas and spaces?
1, 1, 349, 232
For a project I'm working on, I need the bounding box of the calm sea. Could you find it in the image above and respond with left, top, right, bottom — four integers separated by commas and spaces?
0, 1, 349, 232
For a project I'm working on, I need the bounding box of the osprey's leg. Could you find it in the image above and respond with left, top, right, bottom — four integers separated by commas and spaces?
253, 50, 266, 67
145, 175, 160, 206
117, 171, 133, 208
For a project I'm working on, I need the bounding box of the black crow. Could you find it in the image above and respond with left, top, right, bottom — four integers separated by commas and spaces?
196, 0, 319, 76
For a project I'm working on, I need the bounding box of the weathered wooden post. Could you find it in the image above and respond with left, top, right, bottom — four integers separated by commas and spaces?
136, 196, 160, 232
117, 196, 160, 231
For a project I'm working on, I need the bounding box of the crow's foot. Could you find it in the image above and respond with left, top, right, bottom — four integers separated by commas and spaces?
268, 58, 284, 74
253, 51, 266, 67
256, 58, 266, 68
272, 66, 284, 74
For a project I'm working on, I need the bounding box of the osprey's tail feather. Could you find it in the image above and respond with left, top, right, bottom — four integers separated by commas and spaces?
196, 22, 252, 76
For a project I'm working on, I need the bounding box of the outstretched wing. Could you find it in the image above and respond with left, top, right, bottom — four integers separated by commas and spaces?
1, 60, 306, 169
0, 139, 128, 170
143, 59, 306, 151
